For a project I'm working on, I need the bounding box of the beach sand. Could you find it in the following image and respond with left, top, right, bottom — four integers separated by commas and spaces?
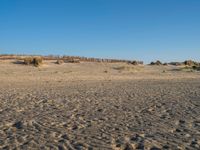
0, 60, 200, 149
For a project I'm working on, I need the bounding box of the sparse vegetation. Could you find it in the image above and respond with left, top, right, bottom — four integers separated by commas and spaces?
168, 62, 183, 66
150, 60, 162, 65
179, 66, 194, 72
64, 59, 80, 63
184, 60, 199, 67
0, 54, 145, 64
176, 65, 200, 72
192, 66, 200, 71
23, 57, 43, 67
56, 59, 64, 64
33, 57, 43, 67
128, 60, 143, 65
132, 61, 138, 65
163, 63, 168, 66
24, 57, 34, 65
184, 60, 195, 66
179, 60, 200, 71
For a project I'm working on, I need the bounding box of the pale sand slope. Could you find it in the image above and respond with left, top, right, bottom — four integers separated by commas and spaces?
0, 60, 200, 149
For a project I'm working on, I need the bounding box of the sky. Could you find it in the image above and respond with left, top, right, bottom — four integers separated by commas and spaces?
0, 0, 200, 63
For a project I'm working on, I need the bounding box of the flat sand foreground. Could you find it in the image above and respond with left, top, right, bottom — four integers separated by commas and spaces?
0, 60, 200, 149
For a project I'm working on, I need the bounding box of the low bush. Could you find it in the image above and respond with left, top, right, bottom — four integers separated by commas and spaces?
184, 60, 199, 66
23, 57, 43, 67
168, 62, 183, 66
64, 59, 80, 63
150, 60, 162, 65
33, 57, 43, 67
24, 57, 34, 65
56, 59, 64, 64
128, 60, 143, 65
163, 63, 168, 66
192, 66, 200, 71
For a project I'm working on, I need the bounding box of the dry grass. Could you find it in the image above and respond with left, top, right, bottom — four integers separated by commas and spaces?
24, 57, 34, 65
56, 59, 64, 65
23, 57, 43, 67
184, 60, 199, 66
150, 60, 162, 65
192, 66, 200, 71
64, 59, 80, 63
177, 66, 200, 72
33, 57, 43, 67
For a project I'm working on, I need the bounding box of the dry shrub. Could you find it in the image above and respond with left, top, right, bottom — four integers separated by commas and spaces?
64, 59, 80, 63
56, 59, 64, 64
192, 66, 200, 71
169, 62, 183, 66
184, 60, 199, 66
23, 57, 43, 67
33, 57, 43, 67
128, 60, 143, 65
163, 63, 168, 66
178, 64, 200, 72
184, 60, 194, 66
131, 61, 139, 65
179, 66, 194, 72
24, 57, 34, 65
150, 60, 162, 65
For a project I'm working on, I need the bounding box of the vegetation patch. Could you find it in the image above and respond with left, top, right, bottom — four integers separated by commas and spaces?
24, 57, 34, 65
56, 59, 64, 64
178, 66, 200, 72
192, 66, 200, 71
150, 60, 162, 65
23, 57, 43, 67
63, 59, 80, 63
128, 60, 144, 65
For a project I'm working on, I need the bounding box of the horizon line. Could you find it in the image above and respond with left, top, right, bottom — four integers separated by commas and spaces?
0, 53, 199, 64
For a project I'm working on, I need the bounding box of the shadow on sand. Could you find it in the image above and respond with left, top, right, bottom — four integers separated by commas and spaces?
12, 60, 25, 65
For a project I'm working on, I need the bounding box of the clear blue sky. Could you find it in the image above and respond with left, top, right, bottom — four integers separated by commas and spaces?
0, 0, 200, 62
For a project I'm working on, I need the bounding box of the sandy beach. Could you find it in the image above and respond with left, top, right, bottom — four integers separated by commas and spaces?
0, 60, 200, 149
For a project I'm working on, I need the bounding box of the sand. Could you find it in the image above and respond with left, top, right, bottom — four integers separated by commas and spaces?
0, 60, 200, 149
